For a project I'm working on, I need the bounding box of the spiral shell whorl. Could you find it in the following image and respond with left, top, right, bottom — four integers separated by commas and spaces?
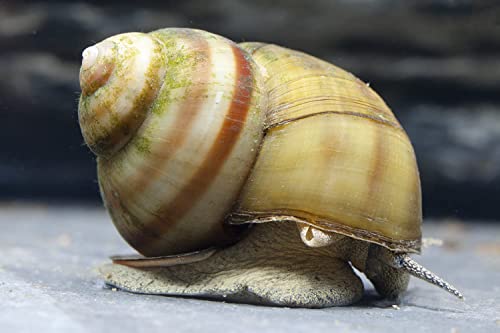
234, 43, 422, 252
93, 29, 266, 256
78, 33, 166, 158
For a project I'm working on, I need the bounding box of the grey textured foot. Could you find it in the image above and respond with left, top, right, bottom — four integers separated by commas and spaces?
99, 222, 364, 308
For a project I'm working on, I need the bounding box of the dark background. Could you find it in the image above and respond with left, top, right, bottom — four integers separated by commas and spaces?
1, 0, 500, 220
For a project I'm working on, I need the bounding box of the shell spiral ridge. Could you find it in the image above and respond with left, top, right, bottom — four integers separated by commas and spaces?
80, 28, 266, 256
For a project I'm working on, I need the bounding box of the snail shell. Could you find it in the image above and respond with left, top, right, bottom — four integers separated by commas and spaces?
78, 28, 422, 257
233, 42, 422, 252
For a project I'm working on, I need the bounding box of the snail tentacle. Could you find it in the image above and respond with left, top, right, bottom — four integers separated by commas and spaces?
393, 254, 464, 300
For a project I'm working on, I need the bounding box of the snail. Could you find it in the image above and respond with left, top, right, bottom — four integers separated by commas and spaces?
78, 28, 463, 307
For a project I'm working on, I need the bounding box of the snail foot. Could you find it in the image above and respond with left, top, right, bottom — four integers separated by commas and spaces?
98, 222, 364, 308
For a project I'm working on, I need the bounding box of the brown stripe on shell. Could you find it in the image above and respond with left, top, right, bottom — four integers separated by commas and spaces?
366, 121, 422, 231
408, 149, 423, 224
366, 122, 384, 211
82, 41, 165, 158
120, 36, 212, 204
133, 44, 254, 252
80, 62, 115, 96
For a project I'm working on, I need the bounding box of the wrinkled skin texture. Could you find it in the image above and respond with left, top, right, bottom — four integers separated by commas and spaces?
100, 222, 409, 307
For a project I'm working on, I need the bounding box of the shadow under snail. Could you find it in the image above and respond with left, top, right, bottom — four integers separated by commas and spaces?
78, 28, 463, 307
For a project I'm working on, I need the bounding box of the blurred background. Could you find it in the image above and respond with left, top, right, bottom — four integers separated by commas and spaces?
1, 0, 500, 220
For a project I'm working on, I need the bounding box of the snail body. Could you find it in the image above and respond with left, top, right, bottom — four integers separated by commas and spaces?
79, 28, 462, 307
